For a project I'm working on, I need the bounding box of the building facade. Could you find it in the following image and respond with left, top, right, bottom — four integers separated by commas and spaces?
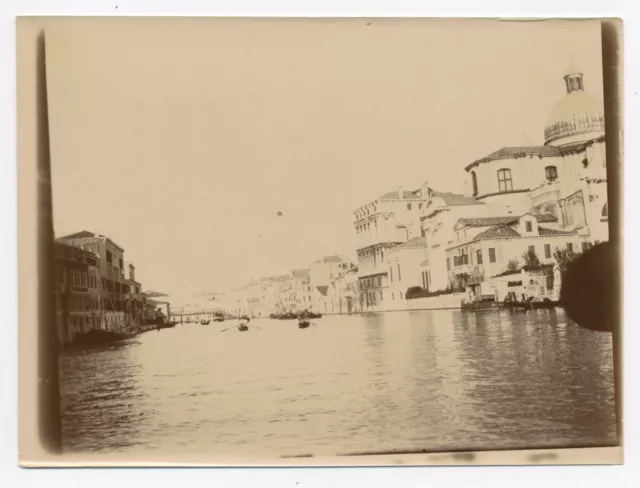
54, 242, 101, 344
57, 231, 139, 332
385, 237, 427, 310
445, 213, 588, 297
353, 183, 431, 312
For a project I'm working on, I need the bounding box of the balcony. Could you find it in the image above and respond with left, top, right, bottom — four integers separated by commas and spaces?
453, 254, 471, 275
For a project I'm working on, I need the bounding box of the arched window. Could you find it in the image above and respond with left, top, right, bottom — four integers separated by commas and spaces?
497, 169, 513, 192
545, 166, 558, 182
602, 202, 608, 219
471, 171, 478, 196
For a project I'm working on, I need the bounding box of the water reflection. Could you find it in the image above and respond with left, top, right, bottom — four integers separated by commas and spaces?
58, 310, 617, 456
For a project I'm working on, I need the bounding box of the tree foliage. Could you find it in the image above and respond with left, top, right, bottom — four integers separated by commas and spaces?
522, 248, 542, 270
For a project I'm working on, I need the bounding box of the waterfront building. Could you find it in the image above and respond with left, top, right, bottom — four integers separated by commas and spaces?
444, 213, 587, 297
328, 263, 359, 314
57, 231, 138, 331
384, 237, 427, 310
308, 255, 352, 313
418, 189, 492, 293
53, 242, 101, 345
290, 268, 312, 312
463, 67, 608, 245
353, 183, 431, 311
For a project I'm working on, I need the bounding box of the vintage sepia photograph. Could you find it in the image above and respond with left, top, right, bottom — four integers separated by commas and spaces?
17, 17, 622, 466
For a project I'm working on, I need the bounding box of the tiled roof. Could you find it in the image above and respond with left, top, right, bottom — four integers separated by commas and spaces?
292, 268, 310, 279
458, 213, 558, 228
457, 216, 519, 227
396, 236, 427, 249
378, 190, 422, 200
323, 255, 343, 263
430, 191, 483, 207
537, 226, 576, 236
474, 225, 521, 240
465, 145, 562, 171
316, 285, 329, 296
59, 230, 96, 239
536, 214, 559, 223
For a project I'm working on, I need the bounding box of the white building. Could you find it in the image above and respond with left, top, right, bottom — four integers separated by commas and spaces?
308, 255, 352, 313
353, 183, 431, 312
418, 190, 495, 293
464, 66, 608, 246
384, 237, 427, 310
445, 213, 590, 297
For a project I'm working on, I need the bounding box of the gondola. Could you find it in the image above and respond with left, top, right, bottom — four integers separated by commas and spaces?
200, 320, 210, 325
298, 320, 311, 329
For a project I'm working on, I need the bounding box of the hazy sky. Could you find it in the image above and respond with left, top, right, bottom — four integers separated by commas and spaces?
45, 18, 603, 298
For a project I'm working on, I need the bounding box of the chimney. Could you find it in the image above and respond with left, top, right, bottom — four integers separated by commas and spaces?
421, 181, 430, 198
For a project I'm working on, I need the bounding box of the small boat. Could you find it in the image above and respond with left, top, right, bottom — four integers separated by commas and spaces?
461, 300, 505, 312
213, 317, 224, 322
156, 321, 177, 330
298, 320, 311, 329
201, 320, 210, 325
238, 324, 249, 332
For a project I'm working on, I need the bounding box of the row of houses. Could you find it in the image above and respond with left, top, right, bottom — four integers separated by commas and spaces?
53, 231, 166, 345
217, 67, 609, 315
217, 256, 362, 317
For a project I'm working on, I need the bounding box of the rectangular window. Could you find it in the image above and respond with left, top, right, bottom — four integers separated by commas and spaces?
489, 248, 496, 263
379, 291, 383, 301
407, 203, 412, 210
528, 245, 535, 255
447, 258, 451, 270
82, 273, 88, 287
525, 221, 533, 232
378, 277, 382, 287
397, 264, 402, 281
389, 267, 393, 282
497, 169, 513, 192
544, 244, 551, 259
476, 250, 483, 264
581, 242, 589, 252
422, 272, 426, 288
419, 203, 423, 209
119, 258, 123, 269
421, 227, 426, 238
106, 250, 113, 263
567, 243, 574, 253
428, 270, 431, 288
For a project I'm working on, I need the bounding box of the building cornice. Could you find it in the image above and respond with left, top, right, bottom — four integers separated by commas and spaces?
475, 188, 531, 200
445, 231, 579, 252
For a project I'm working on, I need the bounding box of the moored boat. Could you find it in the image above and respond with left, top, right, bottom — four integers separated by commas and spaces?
298, 320, 311, 329
74, 328, 138, 345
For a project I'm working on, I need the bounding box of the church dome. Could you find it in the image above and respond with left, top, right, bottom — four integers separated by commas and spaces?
544, 68, 605, 146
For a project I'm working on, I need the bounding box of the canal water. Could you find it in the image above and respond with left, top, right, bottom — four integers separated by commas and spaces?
59, 309, 617, 457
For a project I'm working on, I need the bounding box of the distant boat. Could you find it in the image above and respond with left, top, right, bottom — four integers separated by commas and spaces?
238, 324, 249, 332
298, 320, 311, 329
201, 320, 210, 325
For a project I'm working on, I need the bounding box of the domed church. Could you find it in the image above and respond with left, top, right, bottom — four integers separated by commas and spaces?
464, 66, 609, 244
